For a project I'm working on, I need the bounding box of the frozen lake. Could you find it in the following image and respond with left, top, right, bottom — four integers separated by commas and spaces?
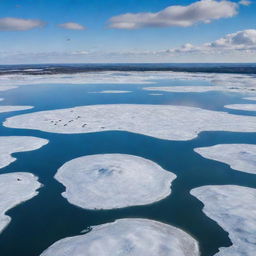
0, 69, 255, 256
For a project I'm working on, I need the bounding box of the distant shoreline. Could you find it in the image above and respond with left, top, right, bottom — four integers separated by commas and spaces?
0, 63, 256, 75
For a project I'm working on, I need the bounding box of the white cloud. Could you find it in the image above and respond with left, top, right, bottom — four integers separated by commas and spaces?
165, 29, 256, 53
239, 0, 252, 6
1, 30, 255, 63
109, 0, 238, 29
71, 50, 89, 55
0, 17, 45, 31
59, 22, 86, 30
206, 29, 256, 50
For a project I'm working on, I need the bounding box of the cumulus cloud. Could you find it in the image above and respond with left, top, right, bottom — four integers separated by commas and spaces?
59, 22, 86, 30
166, 29, 256, 54
207, 29, 256, 49
109, 0, 238, 29
0, 17, 45, 31
239, 0, 251, 6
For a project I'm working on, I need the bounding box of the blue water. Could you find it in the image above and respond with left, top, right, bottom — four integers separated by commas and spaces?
0, 78, 255, 256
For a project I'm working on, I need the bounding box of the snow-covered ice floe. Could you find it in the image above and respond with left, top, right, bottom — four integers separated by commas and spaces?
224, 104, 256, 111
55, 154, 175, 209
0, 172, 41, 233
40, 218, 200, 256
0, 71, 256, 95
144, 86, 226, 93
143, 84, 256, 94
0, 136, 49, 169
4, 104, 256, 141
0, 105, 33, 114
0, 72, 156, 86
90, 90, 132, 94
0, 85, 17, 92
191, 185, 256, 256
244, 97, 256, 101
142, 73, 256, 95
194, 144, 256, 174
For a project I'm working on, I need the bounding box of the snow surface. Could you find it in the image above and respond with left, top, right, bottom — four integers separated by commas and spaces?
0, 85, 17, 91
191, 185, 256, 256
194, 144, 256, 174
0, 105, 33, 114
4, 104, 256, 141
0, 136, 49, 169
244, 97, 256, 101
55, 154, 175, 209
0, 172, 41, 233
0, 71, 256, 96
40, 218, 199, 256
224, 104, 256, 111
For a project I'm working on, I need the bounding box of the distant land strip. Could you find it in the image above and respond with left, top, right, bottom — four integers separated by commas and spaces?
0, 63, 256, 75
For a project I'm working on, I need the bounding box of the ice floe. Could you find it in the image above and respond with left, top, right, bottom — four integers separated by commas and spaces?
244, 97, 256, 101
0, 72, 155, 86
143, 84, 256, 94
144, 86, 225, 93
55, 154, 175, 209
191, 185, 256, 256
4, 104, 256, 141
0, 105, 33, 114
0, 136, 49, 169
0, 71, 256, 95
0, 85, 17, 91
0, 172, 41, 233
40, 218, 199, 256
224, 104, 256, 111
194, 144, 256, 174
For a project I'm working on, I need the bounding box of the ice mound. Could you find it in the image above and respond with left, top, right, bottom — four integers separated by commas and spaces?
55, 154, 175, 209
4, 104, 256, 141
0, 136, 49, 169
0, 172, 41, 233
224, 104, 256, 111
40, 218, 199, 256
191, 185, 256, 256
194, 144, 256, 174
0, 105, 33, 114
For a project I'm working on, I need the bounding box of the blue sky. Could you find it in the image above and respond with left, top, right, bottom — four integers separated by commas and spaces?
0, 0, 255, 63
